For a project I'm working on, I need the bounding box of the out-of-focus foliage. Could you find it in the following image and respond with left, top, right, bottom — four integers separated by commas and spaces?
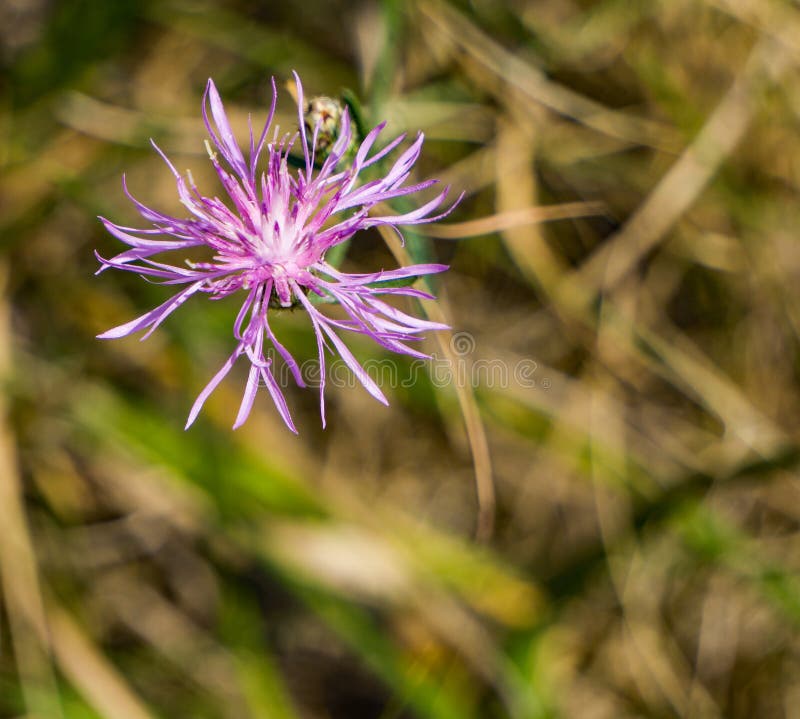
2, 0, 800, 717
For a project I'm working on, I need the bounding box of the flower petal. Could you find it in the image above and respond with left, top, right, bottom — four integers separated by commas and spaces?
185, 346, 244, 429
203, 78, 249, 179
97, 281, 203, 340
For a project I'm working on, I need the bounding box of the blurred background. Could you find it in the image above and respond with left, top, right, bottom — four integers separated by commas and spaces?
3, 0, 800, 717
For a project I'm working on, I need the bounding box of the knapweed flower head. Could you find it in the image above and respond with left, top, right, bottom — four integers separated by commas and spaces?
96, 72, 457, 432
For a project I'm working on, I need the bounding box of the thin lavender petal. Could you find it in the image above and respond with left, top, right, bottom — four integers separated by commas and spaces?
250, 76, 277, 182
97, 282, 203, 339
233, 356, 262, 428
204, 79, 249, 181
233, 332, 264, 429
315, 262, 448, 284
292, 71, 312, 181
260, 365, 297, 433
186, 346, 244, 428
264, 312, 305, 387
361, 131, 406, 170
362, 188, 459, 227
320, 321, 388, 405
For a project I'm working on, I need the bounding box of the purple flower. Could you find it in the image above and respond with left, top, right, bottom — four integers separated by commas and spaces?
96, 73, 457, 433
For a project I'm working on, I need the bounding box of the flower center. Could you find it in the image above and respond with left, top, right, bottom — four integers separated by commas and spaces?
241, 259, 315, 309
